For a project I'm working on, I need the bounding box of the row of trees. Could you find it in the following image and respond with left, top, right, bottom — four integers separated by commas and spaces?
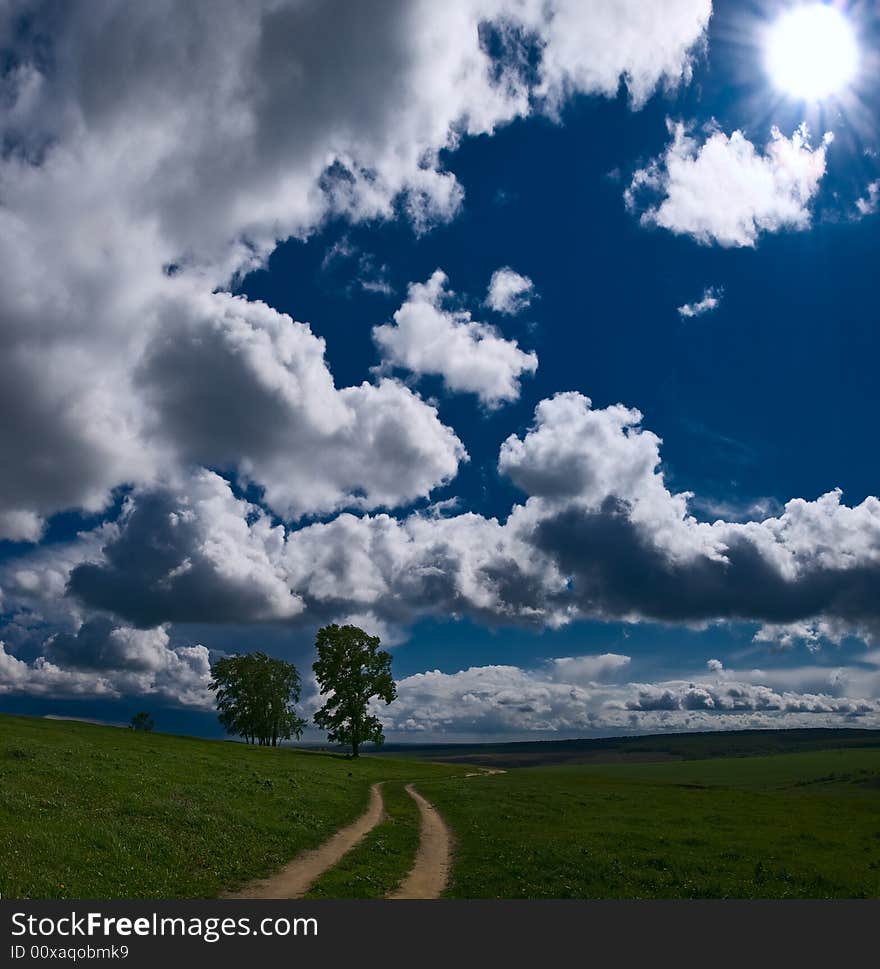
208, 624, 396, 756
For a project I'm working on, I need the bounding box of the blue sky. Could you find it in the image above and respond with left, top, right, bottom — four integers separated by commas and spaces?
2, 0, 880, 740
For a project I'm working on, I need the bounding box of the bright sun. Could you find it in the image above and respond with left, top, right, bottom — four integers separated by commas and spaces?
766, 4, 858, 101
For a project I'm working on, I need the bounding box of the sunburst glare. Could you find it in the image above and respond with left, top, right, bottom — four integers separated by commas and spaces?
766, 4, 859, 101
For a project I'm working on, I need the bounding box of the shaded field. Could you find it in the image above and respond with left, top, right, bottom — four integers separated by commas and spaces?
423, 748, 880, 898
0, 714, 460, 899
376, 727, 880, 768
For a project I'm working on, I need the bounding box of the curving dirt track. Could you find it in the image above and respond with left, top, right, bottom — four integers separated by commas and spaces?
387, 784, 452, 899
226, 781, 386, 899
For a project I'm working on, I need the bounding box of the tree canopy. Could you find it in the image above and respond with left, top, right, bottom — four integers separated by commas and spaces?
209, 651, 306, 746
312, 623, 397, 757
129, 711, 154, 732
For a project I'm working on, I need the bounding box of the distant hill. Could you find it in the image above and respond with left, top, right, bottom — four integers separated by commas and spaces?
373, 727, 880, 767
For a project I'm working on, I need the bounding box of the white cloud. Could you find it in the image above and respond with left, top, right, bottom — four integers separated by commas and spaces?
547, 653, 631, 683
497, 391, 719, 563
752, 618, 865, 652
373, 270, 538, 407
142, 291, 466, 520
519, 0, 713, 110
10, 393, 875, 653
0, 0, 712, 535
677, 285, 723, 318
0, 633, 213, 709
486, 267, 535, 315
855, 180, 879, 217
381, 654, 880, 737
0, 510, 45, 543
0, 646, 120, 700
5, 390, 880, 651
385, 662, 597, 734
7, 0, 879, 714
13, 2, 841, 714
627, 121, 832, 246
6, 386, 880, 705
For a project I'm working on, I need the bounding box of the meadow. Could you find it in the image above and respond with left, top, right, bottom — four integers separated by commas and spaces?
2, 713, 879, 899
0, 714, 460, 899
423, 748, 880, 898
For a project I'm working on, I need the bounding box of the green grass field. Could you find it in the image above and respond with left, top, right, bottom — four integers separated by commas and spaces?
0, 714, 459, 899
424, 749, 880, 898
2, 713, 879, 899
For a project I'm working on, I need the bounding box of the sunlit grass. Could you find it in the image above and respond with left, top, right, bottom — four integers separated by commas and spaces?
425, 749, 880, 899
0, 714, 458, 899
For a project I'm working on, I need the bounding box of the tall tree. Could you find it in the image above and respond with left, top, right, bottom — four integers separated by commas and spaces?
312, 624, 397, 758
209, 652, 306, 746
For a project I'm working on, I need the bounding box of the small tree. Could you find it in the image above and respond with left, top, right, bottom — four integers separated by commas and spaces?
209, 652, 306, 746
312, 624, 397, 758
130, 711, 154, 732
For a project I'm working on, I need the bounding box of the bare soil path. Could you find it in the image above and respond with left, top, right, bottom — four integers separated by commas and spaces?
387, 784, 452, 899
226, 781, 386, 899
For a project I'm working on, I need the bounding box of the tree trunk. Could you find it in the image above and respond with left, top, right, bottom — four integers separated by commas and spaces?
352, 737, 359, 758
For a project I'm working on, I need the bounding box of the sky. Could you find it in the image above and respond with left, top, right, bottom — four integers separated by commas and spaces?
2, 0, 880, 741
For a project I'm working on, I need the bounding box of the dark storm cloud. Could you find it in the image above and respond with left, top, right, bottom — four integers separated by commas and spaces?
533, 500, 880, 630
66, 477, 302, 629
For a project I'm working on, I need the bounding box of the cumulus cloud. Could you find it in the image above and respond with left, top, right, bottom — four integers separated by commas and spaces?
0, 541, 214, 708
6, 1, 875, 716
547, 653, 631, 683
140, 291, 466, 520
623, 679, 878, 718
626, 121, 832, 246
486, 267, 535, 315
0, 0, 712, 536
495, 394, 880, 641
677, 285, 723, 318
17, 393, 874, 651
0, 510, 45, 544
67, 470, 303, 628
0, 636, 213, 708
0, 646, 121, 701
381, 654, 880, 736
5, 387, 880, 705
752, 618, 866, 652
519, 0, 713, 110
373, 270, 538, 406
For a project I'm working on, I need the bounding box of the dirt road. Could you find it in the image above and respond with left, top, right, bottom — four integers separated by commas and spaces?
227, 781, 386, 899
387, 784, 452, 899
